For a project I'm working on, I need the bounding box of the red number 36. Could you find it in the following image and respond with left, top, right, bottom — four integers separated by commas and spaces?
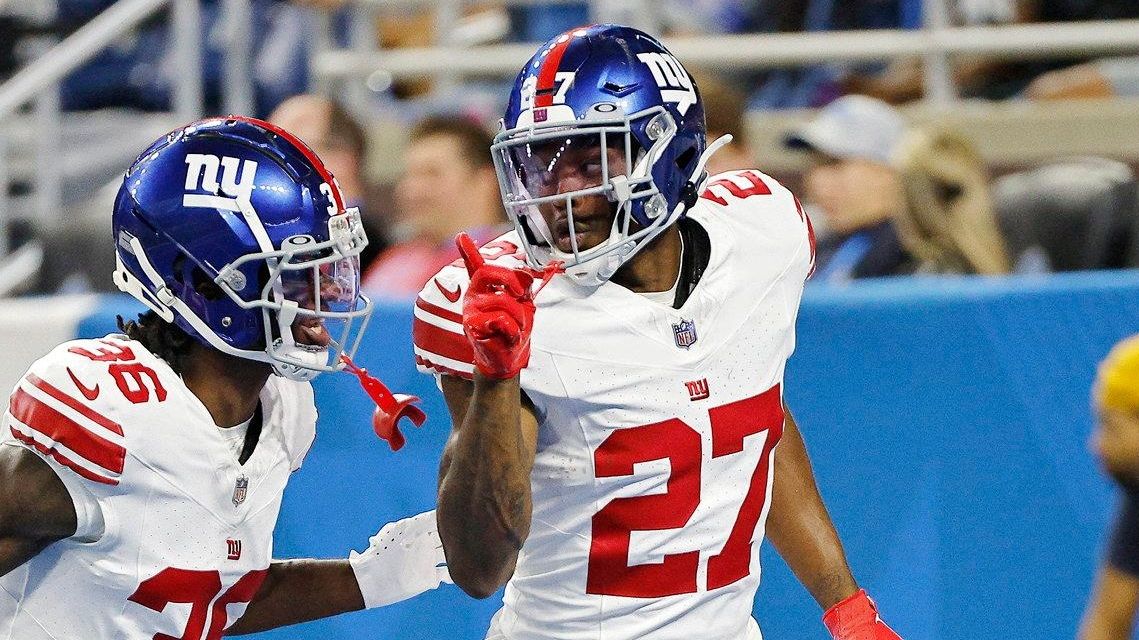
128, 567, 266, 640
586, 385, 784, 597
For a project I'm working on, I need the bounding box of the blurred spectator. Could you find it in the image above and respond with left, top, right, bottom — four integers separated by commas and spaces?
893, 127, 1011, 274
268, 94, 388, 270
694, 71, 756, 174
840, 0, 1024, 103
745, 0, 931, 109
509, 3, 588, 42
842, 0, 1139, 104
376, 3, 509, 100
1026, 56, 1139, 100
784, 95, 916, 281
362, 116, 506, 298
1080, 335, 1139, 640
57, 0, 312, 114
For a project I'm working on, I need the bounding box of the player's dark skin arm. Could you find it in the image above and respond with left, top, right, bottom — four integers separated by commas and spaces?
0, 445, 77, 577
765, 405, 860, 610
1079, 564, 1139, 640
224, 559, 363, 635
437, 374, 539, 599
0, 446, 368, 636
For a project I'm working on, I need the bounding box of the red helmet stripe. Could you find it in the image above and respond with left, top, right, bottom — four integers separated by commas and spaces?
534, 28, 587, 108
200, 115, 347, 213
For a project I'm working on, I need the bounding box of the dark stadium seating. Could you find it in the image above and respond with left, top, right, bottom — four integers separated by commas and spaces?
994, 157, 1138, 271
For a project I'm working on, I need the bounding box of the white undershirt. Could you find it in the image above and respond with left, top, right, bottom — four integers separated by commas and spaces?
219, 416, 253, 461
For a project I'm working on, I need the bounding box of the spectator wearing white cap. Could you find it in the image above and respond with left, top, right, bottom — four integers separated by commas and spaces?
784, 95, 916, 282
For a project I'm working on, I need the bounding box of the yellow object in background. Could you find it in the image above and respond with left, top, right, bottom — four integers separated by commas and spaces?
1098, 335, 1139, 413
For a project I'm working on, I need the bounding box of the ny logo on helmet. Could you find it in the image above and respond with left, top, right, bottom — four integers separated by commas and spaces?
183, 153, 258, 211
636, 52, 697, 116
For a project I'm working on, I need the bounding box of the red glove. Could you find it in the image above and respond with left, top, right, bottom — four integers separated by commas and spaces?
823, 590, 902, 640
455, 233, 541, 380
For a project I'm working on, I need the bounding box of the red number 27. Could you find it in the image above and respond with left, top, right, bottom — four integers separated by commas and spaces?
586, 385, 784, 597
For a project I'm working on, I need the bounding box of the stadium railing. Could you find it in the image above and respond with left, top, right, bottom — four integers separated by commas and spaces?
313, 0, 1139, 106
0, 0, 1138, 278
0, 0, 250, 268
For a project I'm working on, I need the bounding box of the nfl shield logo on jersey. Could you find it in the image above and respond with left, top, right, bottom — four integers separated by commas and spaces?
672, 319, 698, 349
232, 475, 248, 507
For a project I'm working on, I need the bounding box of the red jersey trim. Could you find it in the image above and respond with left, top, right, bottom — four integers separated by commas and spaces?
412, 317, 474, 365
9, 428, 119, 485
9, 386, 126, 475
28, 373, 123, 436
415, 296, 463, 325
415, 355, 474, 381
793, 196, 817, 279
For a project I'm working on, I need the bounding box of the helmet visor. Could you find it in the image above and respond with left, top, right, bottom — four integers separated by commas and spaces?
497, 129, 631, 206
503, 131, 629, 200
495, 129, 641, 258
277, 252, 367, 367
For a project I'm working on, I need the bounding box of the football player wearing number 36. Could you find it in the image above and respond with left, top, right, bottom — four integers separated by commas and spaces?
413, 25, 903, 640
0, 117, 446, 639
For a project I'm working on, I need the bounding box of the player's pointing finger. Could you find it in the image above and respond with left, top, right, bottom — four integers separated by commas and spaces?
456, 232, 485, 277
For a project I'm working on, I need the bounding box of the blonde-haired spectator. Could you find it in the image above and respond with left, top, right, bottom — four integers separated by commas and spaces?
892, 127, 1011, 275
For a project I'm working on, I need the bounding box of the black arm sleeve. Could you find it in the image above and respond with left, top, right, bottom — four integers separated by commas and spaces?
1108, 490, 1139, 577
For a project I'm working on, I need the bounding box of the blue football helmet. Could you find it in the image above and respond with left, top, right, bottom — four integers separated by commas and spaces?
111, 116, 372, 381
492, 24, 727, 286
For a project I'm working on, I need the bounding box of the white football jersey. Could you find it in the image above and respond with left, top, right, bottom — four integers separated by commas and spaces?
0, 334, 316, 640
414, 170, 815, 640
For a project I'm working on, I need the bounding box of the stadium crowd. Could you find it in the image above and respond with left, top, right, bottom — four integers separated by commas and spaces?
1, 0, 1137, 296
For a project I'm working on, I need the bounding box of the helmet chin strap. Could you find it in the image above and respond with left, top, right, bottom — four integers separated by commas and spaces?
267, 300, 331, 382
690, 134, 734, 192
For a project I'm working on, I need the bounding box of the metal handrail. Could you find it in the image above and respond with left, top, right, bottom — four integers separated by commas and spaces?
313, 19, 1139, 81
0, 0, 202, 121
347, 0, 584, 7
0, 0, 205, 267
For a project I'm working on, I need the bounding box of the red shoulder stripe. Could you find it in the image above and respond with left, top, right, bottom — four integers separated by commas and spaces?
28, 374, 123, 436
10, 387, 126, 475
794, 196, 817, 279
415, 355, 474, 381
415, 296, 463, 325
9, 428, 118, 485
413, 318, 474, 365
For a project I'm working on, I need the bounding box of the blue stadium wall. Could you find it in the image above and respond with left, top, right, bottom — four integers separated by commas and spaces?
76, 271, 1139, 640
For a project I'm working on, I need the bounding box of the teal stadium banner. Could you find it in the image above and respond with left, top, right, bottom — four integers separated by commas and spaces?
76, 271, 1139, 640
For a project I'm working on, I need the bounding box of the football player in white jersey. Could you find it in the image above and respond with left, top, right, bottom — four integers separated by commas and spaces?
0, 117, 447, 639
413, 25, 903, 640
